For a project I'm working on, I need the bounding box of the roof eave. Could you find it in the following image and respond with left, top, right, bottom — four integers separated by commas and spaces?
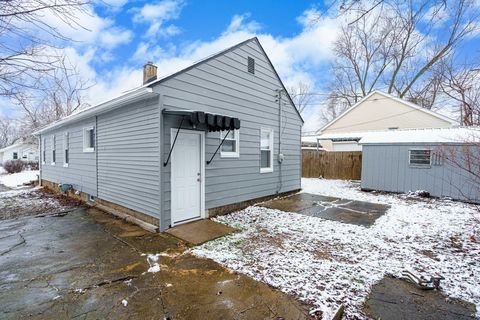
33, 87, 157, 135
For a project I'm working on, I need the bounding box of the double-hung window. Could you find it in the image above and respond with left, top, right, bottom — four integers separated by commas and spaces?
409, 149, 431, 168
13, 152, 18, 160
220, 130, 240, 157
83, 127, 95, 152
51, 135, 56, 165
260, 128, 273, 173
42, 137, 46, 164
64, 132, 69, 167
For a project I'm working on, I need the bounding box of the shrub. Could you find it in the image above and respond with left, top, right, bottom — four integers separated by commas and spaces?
24, 161, 39, 170
3, 160, 24, 174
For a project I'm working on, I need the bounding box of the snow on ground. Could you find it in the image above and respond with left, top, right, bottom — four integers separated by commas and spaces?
192, 178, 480, 319
0, 170, 39, 188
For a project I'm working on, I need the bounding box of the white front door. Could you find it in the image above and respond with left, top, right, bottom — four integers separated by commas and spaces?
171, 129, 204, 225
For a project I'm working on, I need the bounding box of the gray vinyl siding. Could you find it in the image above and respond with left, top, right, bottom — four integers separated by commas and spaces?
158, 40, 302, 228
361, 144, 480, 203
96, 97, 161, 218
40, 118, 97, 196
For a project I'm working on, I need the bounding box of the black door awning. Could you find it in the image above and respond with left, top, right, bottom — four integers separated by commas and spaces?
162, 109, 240, 132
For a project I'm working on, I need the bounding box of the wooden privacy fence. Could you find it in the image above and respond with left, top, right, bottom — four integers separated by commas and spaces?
302, 151, 362, 180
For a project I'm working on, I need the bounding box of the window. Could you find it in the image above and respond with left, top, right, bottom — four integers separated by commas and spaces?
409, 149, 431, 168
83, 127, 95, 152
64, 132, 69, 167
12, 152, 18, 160
248, 57, 255, 74
260, 128, 273, 173
42, 137, 46, 164
220, 130, 240, 157
51, 135, 56, 165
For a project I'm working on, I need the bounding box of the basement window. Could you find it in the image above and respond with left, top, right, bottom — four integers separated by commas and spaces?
260, 128, 273, 173
409, 149, 431, 168
83, 127, 95, 152
247, 57, 255, 74
220, 130, 240, 158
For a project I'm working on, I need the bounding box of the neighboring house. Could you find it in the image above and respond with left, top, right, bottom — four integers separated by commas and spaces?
33, 37, 303, 232
0, 137, 39, 165
307, 91, 456, 151
360, 127, 480, 203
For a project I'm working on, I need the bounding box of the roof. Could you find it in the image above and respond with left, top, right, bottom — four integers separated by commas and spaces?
145, 37, 303, 123
317, 91, 457, 133
359, 127, 480, 145
34, 37, 303, 135
0, 141, 37, 153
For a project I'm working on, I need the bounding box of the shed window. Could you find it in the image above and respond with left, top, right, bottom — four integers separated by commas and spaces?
248, 57, 255, 74
51, 135, 56, 165
220, 130, 239, 158
409, 149, 431, 167
83, 127, 95, 152
260, 128, 273, 173
13, 152, 18, 160
64, 132, 69, 167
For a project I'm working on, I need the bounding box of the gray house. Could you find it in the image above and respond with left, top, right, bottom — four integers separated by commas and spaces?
360, 127, 480, 203
34, 38, 303, 231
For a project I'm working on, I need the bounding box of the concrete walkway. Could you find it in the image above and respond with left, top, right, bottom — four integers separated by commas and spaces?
0, 207, 311, 320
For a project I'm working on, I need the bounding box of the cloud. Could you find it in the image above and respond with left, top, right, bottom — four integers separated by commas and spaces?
62, 9, 341, 132
99, 27, 134, 49
132, 0, 185, 38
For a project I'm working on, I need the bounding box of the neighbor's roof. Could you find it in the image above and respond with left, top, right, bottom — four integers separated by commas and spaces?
0, 141, 37, 153
359, 127, 480, 145
34, 37, 303, 135
317, 91, 457, 134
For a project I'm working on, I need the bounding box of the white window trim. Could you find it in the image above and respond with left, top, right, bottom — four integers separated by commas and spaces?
63, 132, 69, 167
220, 129, 240, 158
83, 127, 95, 153
42, 137, 46, 164
51, 135, 56, 165
408, 149, 432, 168
260, 127, 274, 173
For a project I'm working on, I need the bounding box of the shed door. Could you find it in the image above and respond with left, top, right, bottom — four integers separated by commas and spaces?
171, 130, 204, 225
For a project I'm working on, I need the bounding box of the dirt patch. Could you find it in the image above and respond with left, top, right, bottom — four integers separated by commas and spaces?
0, 188, 82, 220
364, 276, 477, 319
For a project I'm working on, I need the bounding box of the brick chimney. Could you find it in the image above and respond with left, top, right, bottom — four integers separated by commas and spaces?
143, 62, 157, 84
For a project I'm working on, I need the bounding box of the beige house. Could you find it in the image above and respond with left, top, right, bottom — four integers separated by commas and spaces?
310, 91, 456, 151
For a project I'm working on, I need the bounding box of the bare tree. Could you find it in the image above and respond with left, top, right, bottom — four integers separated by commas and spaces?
0, 0, 90, 98
327, 0, 479, 108
14, 54, 92, 133
0, 118, 20, 148
287, 82, 313, 115
439, 59, 480, 125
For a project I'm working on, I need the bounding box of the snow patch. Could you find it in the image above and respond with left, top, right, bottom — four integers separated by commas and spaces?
121, 299, 128, 307
0, 170, 38, 188
192, 178, 480, 319
146, 253, 161, 273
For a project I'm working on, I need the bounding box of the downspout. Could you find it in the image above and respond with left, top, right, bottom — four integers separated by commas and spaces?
276, 89, 284, 193
95, 116, 99, 197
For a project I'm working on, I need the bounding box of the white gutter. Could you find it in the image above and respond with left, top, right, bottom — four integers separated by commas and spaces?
33, 87, 157, 135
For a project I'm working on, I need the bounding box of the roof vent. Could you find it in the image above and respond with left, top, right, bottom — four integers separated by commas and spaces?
143, 62, 158, 84
247, 57, 255, 74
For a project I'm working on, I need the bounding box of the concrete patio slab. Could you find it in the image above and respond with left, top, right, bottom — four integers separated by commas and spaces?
364, 276, 476, 319
0, 207, 311, 319
166, 219, 238, 245
260, 192, 389, 227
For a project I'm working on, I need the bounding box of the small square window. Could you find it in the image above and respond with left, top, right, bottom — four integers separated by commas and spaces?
83, 127, 95, 152
248, 57, 255, 74
409, 149, 431, 168
12, 152, 18, 160
220, 130, 240, 158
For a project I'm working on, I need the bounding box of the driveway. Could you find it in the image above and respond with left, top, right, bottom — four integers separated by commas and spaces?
0, 192, 311, 319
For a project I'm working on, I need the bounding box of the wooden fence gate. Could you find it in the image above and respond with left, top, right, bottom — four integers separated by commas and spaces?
302, 151, 362, 180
